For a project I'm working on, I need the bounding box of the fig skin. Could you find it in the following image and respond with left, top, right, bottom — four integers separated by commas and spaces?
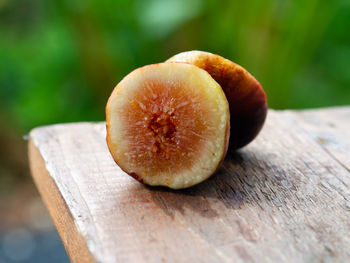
106, 63, 230, 189
167, 50, 267, 150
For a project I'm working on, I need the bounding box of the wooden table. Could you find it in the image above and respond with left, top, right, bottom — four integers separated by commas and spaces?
28, 107, 350, 263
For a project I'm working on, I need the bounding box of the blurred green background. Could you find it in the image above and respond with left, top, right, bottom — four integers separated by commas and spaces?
0, 0, 349, 262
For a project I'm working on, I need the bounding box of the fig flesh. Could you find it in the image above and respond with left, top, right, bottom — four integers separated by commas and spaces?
106, 63, 230, 189
167, 51, 267, 150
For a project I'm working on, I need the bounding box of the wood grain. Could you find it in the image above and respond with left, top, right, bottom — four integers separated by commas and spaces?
29, 139, 95, 263
28, 107, 350, 263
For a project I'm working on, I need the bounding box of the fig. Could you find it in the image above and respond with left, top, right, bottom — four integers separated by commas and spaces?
167, 51, 267, 150
106, 63, 230, 189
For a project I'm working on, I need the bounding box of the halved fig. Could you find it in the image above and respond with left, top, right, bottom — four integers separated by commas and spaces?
106, 63, 230, 189
167, 51, 267, 150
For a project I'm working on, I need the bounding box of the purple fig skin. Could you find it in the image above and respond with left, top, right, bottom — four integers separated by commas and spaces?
167, 51, 267, 150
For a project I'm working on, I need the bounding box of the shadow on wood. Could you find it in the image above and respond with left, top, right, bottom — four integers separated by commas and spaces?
122, 150, 270, 220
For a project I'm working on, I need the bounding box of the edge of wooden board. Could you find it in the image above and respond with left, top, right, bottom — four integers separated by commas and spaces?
28, 138, 96, 263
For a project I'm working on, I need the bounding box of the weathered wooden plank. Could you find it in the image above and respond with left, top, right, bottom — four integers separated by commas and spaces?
29, 140, 95, 263
28, 107, 350, 263
283, 107, 350, 171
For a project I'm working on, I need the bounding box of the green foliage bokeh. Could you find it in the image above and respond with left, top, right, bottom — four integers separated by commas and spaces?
1, 0, 350, 132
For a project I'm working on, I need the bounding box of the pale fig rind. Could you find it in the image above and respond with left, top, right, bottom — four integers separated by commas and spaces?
106, 62, 230, 189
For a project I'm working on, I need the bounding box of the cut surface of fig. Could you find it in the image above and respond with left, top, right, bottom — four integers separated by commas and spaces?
106, 63, 230, 189
167, 50, 267, 150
